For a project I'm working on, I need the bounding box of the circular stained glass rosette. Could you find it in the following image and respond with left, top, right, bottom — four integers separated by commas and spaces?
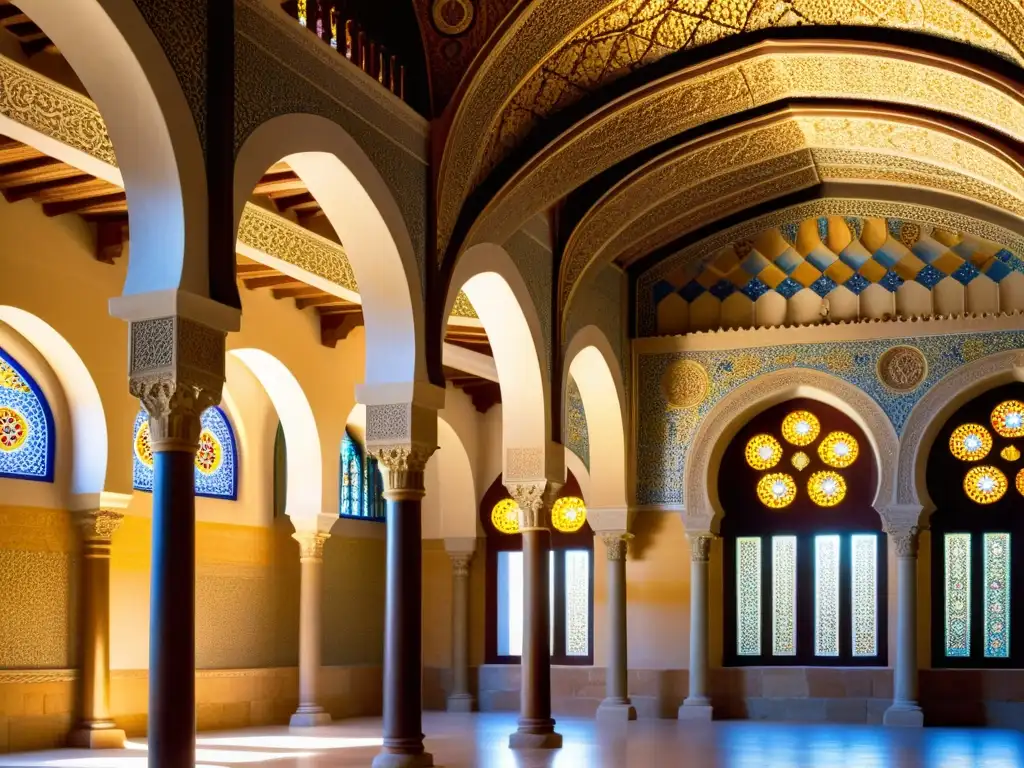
134, 420, 154, 467
817, 431, 859, 469
964, 465, 1007, 504
1001, 445, 1021, 462
0, 407, 28, 451
744, 434, 782, 470
194, 428, 223, 475
991, 400, 1024, 438
552, 496, 587, 533
791, 451, 810, 471
756, 473, 797, 509
807, 471, 847, 507
491, 499, 520, 534
781, 410, 820, 447
948, 423, 993, 461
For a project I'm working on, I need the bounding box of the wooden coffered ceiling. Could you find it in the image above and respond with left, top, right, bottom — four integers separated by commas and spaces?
0, 0, 55, 57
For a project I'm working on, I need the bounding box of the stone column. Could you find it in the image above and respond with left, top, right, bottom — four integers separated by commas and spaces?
373, 444, 436, 768
507, 482, 562, 750
679, 532, 714, 720
290, 531, 332, 727
446, 548, 475, 712
596, 532, 636, 722
127, 315, 227, 768
884, 526, 924, 727
70, 509, 126, 749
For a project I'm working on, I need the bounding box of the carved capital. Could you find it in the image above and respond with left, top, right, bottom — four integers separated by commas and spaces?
77, 510, 124, 543
601, 532, 632, 561
688, 533, 714, 563
889, 526, 920, 558
450, 552, 473, 577
374, 444, 437, 498
505, 481, 556, 530
293, 531, 330, 561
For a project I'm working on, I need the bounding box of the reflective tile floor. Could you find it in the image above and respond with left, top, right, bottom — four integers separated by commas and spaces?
1, 713, 1022, 768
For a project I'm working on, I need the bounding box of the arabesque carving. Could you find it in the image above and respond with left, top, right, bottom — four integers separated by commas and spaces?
292, 531, 330, 561
601, 532, 632, 561
374, 444, 437, 495
78, 510, 124, 543
689, 533, 714, 563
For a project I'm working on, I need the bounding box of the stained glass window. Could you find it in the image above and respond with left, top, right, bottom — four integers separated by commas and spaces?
364, 455, 385, 520
772, 536, 797, 657
339, 430, 363, 518
736, 537, 762, 656
984, 533, 1010, 658
814, 535, 841, 657
132, 406, 237, 499
565, 550, 590, 656
944, 533, 972, 658
851, 534, 878, 657
0, 348, 54, 482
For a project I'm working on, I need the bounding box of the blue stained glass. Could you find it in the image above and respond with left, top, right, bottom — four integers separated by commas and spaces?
0, 348, 55, 481
984, 533, 1010, 658
339, 430, 364, 518
945, 533, 971, 657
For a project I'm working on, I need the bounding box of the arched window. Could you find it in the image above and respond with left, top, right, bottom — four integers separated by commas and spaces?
483, 472, 594, 666
0, 347, 55, 482
929, 382, 1024, 667
133, 406, 238, 500
339, 430, 385, 520
721, 398, 885, 666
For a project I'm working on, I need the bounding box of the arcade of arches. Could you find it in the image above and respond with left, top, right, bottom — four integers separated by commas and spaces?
0, 1, 1022, 766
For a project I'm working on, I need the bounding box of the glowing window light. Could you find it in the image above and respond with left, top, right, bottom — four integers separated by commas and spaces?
944, 533, 971, 657
1017, 468, 1024, 497
297, 0, 307, 26
491, 498, 520, 534
745, 433, 782, 470
790, 451, 810, 471
963, 465, 1007, 504
781, 410, 820, 446
808, 470, 847, 507
991, 400, 1024, 438
756, 472, 796, 509
552, 496, 587, 533
1001, 444, 1021, 462
818, 431, 859, 469
949, 423, 993, 461
983, 533, 1010, 658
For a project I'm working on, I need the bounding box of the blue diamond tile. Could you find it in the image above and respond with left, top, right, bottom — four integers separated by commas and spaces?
653, 280, 676, 304
775, 277, 802, 299
887, 218, 903, 240
844, 217, 863, 241
817, 217, 829, 241
844, 273, 870, 295
879, 270, 904, 292
709, 279, 736, 300
810, 275, 837, 298
986, 258, 1012, 283
740, 277, 770, 301
780, 222, 799, 245
952, 261, 980, 285
678, 280, 706, 302
995, 248, 1014, 263
915, 264, 945, 289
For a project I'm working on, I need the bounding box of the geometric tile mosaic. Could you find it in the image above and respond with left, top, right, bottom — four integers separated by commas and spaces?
565, 376, 590, 471
636, 330, 1024, 506
0, 347, 54, 482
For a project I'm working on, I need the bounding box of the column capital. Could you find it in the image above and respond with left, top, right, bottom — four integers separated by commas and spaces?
449, 551, 473, 577
374, 444, 437, 499
687, 532, 714, 562
127, 316, 226, 452
292, 531, 330, 561
600, 532, 632, 561
888, 526, 920, 558
505, 481, 560, 531
77, 510, 124, 542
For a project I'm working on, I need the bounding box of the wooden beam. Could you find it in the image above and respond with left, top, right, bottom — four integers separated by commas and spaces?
0, 139, 44, 165
43, 192, 126, 217
253, 170, 306, 196
295, 294, 347, 310
321, 312, 363, 348
3, 174, 102, 203
241, 274, 303, 290
95, 220, 128, 263
270, 284, 326, 299
235, 263, 279, 277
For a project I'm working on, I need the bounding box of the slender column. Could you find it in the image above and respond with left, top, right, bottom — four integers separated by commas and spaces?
596, 532, 636, 721
884, 527, 924, 727
290, 531, 332, 727
69, 510, 126, 749
679, 532, 714, 720
507, 483, 562, 750
373, 445, 436, 768
446, 551, 475, 712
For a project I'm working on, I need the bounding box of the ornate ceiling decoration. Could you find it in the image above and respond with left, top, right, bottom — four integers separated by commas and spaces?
437, 1, 1024, 261
439, 43, 1024, 263
558, 108, 1024, 313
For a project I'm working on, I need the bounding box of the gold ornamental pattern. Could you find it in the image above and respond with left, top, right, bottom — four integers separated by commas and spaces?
878, 346, 928, 392
660, 360, 709, 409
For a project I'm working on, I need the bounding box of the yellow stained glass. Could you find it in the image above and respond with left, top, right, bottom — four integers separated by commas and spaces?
818, 431, 859, 469
757, 473, 796, 509
949, 423, 993, 461
195, 428, 223, 475
791, 451, 810, 471
808, 471, 847, 507
745, 434, 782, 470
964, 465, 1007, 504
0, 407, 28, 452
991, 400, 1024, 438
781, 410, 820, 446
491, 498, 520, 534
1001, 445, 1021, 462
1016, 468, 1024, 497
134, 420, 154, 468
552, 496, 587, 533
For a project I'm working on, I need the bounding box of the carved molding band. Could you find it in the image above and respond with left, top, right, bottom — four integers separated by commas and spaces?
374, 444, 437, 497
293, 531, 330, 561
77, 510, 124, 544
689, 533, 714, 563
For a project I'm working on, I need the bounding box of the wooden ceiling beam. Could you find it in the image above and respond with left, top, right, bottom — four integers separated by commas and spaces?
95, 220, 128, 263
295, 294, 347, 310
0, 157, 68, 185
270, 284, 325, 299
235, 263, 279, 277
0, 139, 44, 165
43, 192, 126, 217
254, 170, 306, 196
4, 175, 110, 203
241, 274, 303, 290
321, 312, 363, 348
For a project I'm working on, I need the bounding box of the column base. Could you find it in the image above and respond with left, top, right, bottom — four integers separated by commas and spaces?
596, 699, 637, 722
883, 703, 923, 727
678, 698, 714, 721
446, 693, 475, 713
371, 751, 434, 768
509, 730, 563, 750
68, 724, 126, 749
289, 708, 332, 728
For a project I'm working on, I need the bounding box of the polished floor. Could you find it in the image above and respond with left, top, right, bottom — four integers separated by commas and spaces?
0, 713, 1022, 767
